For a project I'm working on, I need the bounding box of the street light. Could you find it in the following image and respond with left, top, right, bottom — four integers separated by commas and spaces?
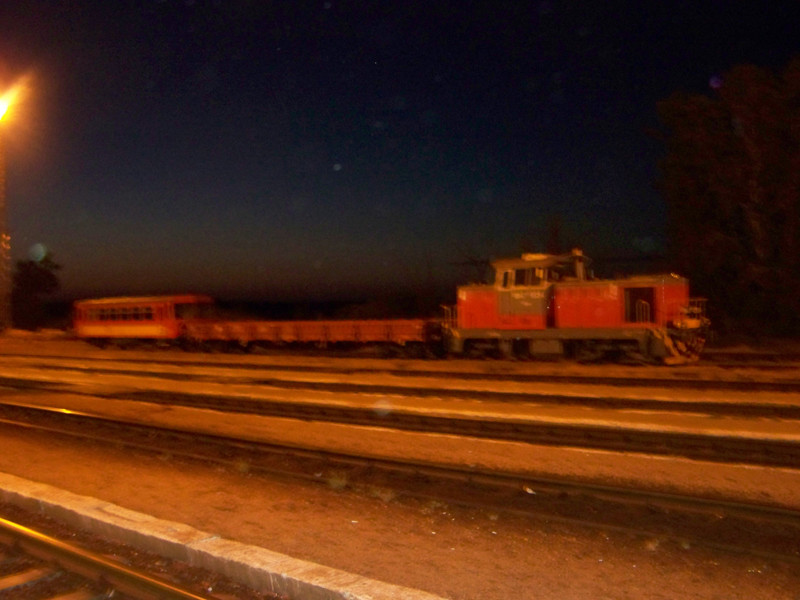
0, 82, 22, 332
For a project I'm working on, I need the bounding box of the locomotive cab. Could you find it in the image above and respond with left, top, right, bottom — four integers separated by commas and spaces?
453, 249, 588, 331
492, 250, 588, 330
447, 250, 589, 356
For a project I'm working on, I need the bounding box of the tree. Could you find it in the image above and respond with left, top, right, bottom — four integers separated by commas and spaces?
11, 250, 61, 330
655, 57, 800, 335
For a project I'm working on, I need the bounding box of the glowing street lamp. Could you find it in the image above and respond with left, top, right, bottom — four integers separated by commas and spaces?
0, 82, 22, 332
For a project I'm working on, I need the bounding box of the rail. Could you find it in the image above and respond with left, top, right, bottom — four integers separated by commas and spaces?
0, 517, 216, 600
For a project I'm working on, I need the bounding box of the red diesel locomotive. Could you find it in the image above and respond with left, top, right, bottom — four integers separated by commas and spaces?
72, 249, 708, 363
444, 249, 707, 364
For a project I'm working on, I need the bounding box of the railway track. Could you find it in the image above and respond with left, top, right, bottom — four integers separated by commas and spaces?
73, 391, 800, 468
3, 351, 800, 401
0, 402, 798, 566
0, 516, 219, 600
1, 343, 799, 571
3, 349, 800, 394
0, 355, 799, 468
703, 348, 800, 364
1, 372, 799, 468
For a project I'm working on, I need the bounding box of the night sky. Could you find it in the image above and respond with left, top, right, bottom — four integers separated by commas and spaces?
0, 1, 796, 302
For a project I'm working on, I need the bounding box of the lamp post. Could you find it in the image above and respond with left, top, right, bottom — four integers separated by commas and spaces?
0, 84, 19, 333
0, 137, 8, 332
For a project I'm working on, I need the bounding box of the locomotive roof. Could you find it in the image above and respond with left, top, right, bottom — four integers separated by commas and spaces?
74, 294, 214, 306
491, 249, 585, 271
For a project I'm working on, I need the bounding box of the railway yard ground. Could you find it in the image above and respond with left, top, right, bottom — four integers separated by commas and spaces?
1, 330, 800, 599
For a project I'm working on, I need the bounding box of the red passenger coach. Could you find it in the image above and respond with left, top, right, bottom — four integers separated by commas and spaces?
73, 294, 214, 344
444, 249, 708, 363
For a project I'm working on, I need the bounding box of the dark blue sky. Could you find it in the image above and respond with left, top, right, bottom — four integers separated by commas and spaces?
0, 1, 796, 301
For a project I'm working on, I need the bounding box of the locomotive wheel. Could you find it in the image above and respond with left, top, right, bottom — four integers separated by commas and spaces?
496, 339, 514, 359
574, 341, 603, 363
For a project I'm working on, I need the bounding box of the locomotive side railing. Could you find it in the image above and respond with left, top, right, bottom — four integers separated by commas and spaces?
442, 305, 457, 331
688, 297, 707, 319
634, 299, 651, 323
665, 297, 709, 331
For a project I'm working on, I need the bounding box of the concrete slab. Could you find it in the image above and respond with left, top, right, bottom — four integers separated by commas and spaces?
0, 472, 445, 600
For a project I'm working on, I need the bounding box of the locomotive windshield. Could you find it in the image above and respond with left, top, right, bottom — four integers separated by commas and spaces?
513, 267, 545, 286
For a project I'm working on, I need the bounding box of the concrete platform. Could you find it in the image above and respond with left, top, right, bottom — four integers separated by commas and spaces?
0, 472, 445, 600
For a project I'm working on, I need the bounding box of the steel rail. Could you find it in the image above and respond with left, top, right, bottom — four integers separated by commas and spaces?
0, 517, 217, 600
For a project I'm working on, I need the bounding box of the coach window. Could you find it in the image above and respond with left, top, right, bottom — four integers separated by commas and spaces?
501, 271, 512, 288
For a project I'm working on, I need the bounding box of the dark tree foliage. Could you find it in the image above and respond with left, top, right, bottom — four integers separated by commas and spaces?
11, 251, 61, 330
656, 58, 800, 335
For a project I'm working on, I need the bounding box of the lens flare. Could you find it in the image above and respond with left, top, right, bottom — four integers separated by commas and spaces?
29, 243, 48, 262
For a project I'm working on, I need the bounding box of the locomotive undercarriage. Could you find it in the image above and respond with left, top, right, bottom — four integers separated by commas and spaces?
447, 326, 706, 364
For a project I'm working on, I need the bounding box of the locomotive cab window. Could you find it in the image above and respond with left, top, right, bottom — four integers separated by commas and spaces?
513, 267, 545, 287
